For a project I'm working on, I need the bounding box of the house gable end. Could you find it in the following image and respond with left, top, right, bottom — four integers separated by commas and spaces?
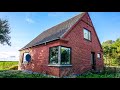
62, 12, 103, 50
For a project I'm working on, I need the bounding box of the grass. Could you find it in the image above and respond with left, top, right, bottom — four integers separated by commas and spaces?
0, 61, 53, 78
0, 61, 18, 70
0, 61, 120, 78
1, 67, 118, 78
0, 70, 53, 78
76, 72, 118, 78
77, 66, 120, 78
0, 61, 54, 78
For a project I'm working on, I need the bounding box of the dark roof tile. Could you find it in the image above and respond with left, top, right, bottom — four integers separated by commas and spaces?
20, 12, 86, 50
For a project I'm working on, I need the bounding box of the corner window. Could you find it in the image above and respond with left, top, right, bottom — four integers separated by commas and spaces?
49, 46, 71, 66
49, 47, 59, 64
83, 28, 91, 41
61, 47, 71, 65
23, 52, 31, 64
97, 53, 101, 59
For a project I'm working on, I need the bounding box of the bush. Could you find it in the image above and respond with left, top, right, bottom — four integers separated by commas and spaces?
101, 66, 118, 75
9, 65, 18, 70
115, 56, 120, 65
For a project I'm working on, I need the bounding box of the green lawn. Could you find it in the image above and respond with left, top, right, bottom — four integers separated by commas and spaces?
0, 70, 53, 78
0, 61, 120, 78
77, 66, 120, 78
0, 61, 52, 78
76, 72, 120, 78
0, 61, 18, 70
0, 70, 119, 78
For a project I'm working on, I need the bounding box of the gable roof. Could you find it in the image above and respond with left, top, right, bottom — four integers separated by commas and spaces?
20, 12, 86, 50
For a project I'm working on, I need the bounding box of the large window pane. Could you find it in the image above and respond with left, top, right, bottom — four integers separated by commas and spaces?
88, 31, 91, 40
84, 29, 88, 39
83, 28, 91, 41
49, 46, 71, 65
61, 47, 71, 65
49, 47, 59, 64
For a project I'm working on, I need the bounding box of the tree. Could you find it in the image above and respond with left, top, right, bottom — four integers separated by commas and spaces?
0, 18, 11, 46
102, 38, 120, 66
102, 40, 114, 66
102, 40, 115, 46
114, 38, 120, 55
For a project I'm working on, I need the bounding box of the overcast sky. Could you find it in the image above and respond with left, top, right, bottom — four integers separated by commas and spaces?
0, 12, 120, 61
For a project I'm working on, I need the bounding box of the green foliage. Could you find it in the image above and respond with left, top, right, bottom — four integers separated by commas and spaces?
102, 37, 120, 66
0, 70, 52, 78
77, 72, 113, 78
77, 67, 120, 78
0, 19, 11, 46
1, 67, 120, 78
114, 56, 120, 65
0, 61, 18, 70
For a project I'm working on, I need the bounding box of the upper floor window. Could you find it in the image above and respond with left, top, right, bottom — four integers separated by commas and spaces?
83, 28, 91, 41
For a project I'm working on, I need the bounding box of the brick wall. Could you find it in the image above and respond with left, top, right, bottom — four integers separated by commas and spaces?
59, 13, 104, 76
19, 41, 61, 76
19, 13, 104, 77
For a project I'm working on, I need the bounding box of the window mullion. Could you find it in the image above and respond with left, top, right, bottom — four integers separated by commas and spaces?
58, 46, 61, 65
87, 30, 88, 40
88, 31, 90, 40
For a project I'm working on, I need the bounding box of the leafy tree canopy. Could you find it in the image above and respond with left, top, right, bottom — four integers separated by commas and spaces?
102, 37, 120, 66
0, 19, 11, 46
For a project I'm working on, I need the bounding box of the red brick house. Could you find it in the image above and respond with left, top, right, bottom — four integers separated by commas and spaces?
18, 12, 104, 77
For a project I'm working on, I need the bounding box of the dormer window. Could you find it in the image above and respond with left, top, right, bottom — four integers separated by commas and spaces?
83, 28, 91, 41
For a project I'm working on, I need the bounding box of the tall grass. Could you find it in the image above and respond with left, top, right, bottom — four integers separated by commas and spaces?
0, 61, 18, 70
0, 70, 51, 78
77, 66, 120, 78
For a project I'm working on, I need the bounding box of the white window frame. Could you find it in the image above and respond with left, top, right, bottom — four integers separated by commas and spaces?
49, 46, 72, 67
97, 53, 101, 59
22, 52, 29, 64
83, 28, 91, 41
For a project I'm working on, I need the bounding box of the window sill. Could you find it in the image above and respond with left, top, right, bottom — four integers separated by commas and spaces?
84, 38, 91, 42
48, 64, 72, 67
22, 63, 28, 65
22, 61, 29, 64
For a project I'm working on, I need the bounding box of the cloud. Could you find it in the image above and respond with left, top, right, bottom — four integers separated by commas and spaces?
26, 17, 35, 24
25, 12, 35, 24
0, 51, 19, 58
48, 12, 65, 17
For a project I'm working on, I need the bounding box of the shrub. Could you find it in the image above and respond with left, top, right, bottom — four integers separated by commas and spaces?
115, 56, 120, 65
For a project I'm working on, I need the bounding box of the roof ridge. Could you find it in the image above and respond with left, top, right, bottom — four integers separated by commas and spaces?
39, 12, 86, 38
20, 12, 86, 50
41, 12, 83, 33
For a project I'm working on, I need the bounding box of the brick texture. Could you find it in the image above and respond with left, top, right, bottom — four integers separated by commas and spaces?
18, 13, 104, 77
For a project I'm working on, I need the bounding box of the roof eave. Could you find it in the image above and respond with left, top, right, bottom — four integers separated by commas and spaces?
19, 38, 61, 51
